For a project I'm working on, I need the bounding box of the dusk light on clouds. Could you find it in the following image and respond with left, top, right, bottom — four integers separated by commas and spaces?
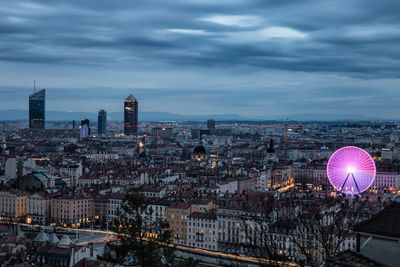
0, 0, 399, 119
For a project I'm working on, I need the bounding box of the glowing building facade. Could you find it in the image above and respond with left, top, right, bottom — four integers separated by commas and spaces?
29, 89, 45, 129
80, 118, 90, 139
124, 94, 138, 135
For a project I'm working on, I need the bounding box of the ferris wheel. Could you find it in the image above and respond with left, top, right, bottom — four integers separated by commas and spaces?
327, 146, 376, 195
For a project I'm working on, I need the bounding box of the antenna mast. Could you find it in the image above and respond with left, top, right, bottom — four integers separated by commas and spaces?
34, 79, 36, 93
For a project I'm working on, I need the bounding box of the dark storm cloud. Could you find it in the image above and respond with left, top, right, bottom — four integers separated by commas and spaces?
0, 0, 398, 77
0, 0, 399, 118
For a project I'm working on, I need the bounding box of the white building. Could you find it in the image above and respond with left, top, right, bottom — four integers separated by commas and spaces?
5, 158, 17, 179
27, 193, 50, 225
5, 158, 37, 179
59, 163, 83, 187
256, 171, 270, 192
381, 148, 393, 161
188, 211, 218, 251
372, 172, 400, 190
107, 193, 125, 223
147, 201, 169, 225
218, 180, 238, 194
85, 153, 119, 162
217, 207, 244, 253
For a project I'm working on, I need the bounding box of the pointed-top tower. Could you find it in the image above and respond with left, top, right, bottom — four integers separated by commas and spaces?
124, 94, 139, 135
29, 88, 45, 129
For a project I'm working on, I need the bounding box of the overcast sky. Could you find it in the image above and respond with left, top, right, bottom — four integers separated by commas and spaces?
0, 0, 399, 119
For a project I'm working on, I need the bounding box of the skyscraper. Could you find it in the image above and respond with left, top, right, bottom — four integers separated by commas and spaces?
98, 109, 107, 136
207, 119, 216, 130
124, 94, 138, 135
29, 89, 45, 129
80, 118, 90, 139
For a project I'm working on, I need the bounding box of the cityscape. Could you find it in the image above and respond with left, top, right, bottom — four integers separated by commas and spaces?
0, 1, 399, 267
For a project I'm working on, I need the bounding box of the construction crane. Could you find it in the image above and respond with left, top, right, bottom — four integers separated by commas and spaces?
108, 124, 173, 155
236, 122, 303, 161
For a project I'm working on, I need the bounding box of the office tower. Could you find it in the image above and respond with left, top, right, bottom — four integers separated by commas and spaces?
81, 118, 89, 127
124, 94, 138, 135
98, 109, 107, 135
80, 118, 90, 139
207, 119, 216, 130
29, 89, 45, 129
72, 120, 76, 129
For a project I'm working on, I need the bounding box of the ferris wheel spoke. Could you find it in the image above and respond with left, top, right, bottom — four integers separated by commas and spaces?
339, 172, 351, 194
351, 173, 362, 195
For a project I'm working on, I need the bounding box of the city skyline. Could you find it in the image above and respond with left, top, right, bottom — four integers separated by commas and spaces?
0, 0, 399, 119
0, 1, 398, 266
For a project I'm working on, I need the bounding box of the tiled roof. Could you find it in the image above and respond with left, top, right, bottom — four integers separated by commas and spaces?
169, 202, 190, 209
354, 202, 400, 238
189, 211, 217, 220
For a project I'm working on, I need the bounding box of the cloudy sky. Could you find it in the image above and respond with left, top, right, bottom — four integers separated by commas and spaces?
0, 0, 399, 119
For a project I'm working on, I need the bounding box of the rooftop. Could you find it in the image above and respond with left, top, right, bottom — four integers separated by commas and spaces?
125, 94, 137, 102
325, 250, 388, 267
354, 201, 400, 238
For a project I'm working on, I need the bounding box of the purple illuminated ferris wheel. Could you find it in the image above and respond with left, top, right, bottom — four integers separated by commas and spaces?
327, 146, 376, 195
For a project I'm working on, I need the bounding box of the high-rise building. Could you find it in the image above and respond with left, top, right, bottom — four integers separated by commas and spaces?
81, 118, 89, 127
80, 118, 90, 139
207, 119, 216, 130
29, 89, 45, 129
98, 109, 107, 136
124, 94, 138, 135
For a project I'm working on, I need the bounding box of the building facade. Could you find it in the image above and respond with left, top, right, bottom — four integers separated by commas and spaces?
27, 193, 50, 225
80, 118, 90, 139
188, 211, 218, 251
98, 109, 107, 136
166, 203, 190, 245
107, 194, 125, 223
0, 190, 28, 220
50, 195, 93, 226
59, 163, 83, 188
29, 89, 45, 129
124, 94, 139, 136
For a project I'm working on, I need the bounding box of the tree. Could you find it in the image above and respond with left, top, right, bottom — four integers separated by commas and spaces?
238, 202, 300, 267
241, 215, 290, 267
104, 187, 196, 266
291, 201, 351, 267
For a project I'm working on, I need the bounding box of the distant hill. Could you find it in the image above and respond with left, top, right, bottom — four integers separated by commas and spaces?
0, 110, 244, 122
0, 110, 384, 122
277, 113, 379, 121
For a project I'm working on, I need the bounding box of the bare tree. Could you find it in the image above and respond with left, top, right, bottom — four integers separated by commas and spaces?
291, 201, 351, 267
241, 214, 291, 267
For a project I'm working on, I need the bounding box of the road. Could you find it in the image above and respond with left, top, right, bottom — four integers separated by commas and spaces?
17, 223, 298, 266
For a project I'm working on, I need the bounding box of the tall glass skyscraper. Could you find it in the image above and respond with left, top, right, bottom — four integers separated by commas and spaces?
124, 94, 138, 135
29, 89, 45, 129
98, 109, 107, 135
